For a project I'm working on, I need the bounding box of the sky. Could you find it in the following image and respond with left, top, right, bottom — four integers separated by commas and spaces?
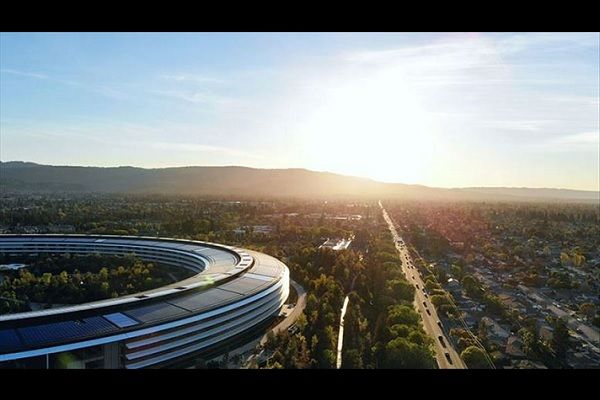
1, 32, 599, 191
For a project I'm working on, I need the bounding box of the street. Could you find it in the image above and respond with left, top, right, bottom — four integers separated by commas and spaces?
518, 285, 600, 352
379, 200, 467, 369
213, 279, 307, 368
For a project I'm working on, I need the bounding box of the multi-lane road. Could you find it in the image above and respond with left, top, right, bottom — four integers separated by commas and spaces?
379, 200, 466, 369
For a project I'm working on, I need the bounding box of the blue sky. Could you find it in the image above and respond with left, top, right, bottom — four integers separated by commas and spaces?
1, 32, 598, 190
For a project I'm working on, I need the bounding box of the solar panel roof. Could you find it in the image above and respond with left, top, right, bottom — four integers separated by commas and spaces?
167, 288, 243, 312
243, 273, 275, 282
218, 277, 271, 295
248, 264, 282, 278
17, 317, 118, 348
123, 302, 189, 324
0, 329, 22, 353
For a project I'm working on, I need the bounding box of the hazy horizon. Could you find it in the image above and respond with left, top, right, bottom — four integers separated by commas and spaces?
2, 159, 599, 193
1, 32, 599, 191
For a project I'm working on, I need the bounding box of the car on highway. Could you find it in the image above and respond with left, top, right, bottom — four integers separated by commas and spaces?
424, 293, 429, 298
416, 284, 419, 289
426, 309, 431, 316
437, 321, 443, 329
444, 352, 453, 364
438, 335, 447, 348
423, 301, 427, 307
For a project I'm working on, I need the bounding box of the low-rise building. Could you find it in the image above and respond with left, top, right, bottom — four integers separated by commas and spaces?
481, 317, 510, 344
319, 238, 352, 251
505, 335, 526, 358
233, 225, 273, 235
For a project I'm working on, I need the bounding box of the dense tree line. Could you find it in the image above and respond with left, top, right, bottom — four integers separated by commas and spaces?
263, 215, 434, 369
2, 194, 434, 368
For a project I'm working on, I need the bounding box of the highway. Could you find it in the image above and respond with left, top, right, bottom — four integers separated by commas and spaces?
379, 200, 466, 369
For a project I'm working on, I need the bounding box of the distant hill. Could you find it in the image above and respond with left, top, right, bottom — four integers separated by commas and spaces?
459, 187, 599, 202
1, 161, 598, 203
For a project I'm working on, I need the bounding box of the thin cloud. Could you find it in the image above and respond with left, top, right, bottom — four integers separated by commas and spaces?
495, 32, 600, 55
343, 38, 505, 71
482, 119, 560, 132
147, 141, 260, 159
2, 120, 261, 160
1, 68, 48, 79
552, 131, 599, 145
1, 67, 128, 100
527, 131, 600, 152
151, 89, 232, 106
160, 74, 227, 85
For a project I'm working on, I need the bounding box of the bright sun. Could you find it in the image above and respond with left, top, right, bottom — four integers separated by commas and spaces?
298, 66, 439, 184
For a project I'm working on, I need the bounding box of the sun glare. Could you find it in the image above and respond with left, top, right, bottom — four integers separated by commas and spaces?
298, 65, 438, 184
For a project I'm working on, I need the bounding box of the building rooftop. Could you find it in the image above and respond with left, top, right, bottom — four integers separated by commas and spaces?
319, 238, 352, 251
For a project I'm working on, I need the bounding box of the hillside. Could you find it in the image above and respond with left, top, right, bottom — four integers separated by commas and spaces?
1, 161, 598, 203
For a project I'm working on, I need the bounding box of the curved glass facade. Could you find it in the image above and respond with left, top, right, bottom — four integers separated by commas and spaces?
0, 235, 290, 369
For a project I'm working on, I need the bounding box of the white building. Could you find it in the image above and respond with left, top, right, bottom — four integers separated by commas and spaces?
319, 238, 352, 251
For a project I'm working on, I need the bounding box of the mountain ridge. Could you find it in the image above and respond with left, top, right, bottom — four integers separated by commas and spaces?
1, 161, 597, 203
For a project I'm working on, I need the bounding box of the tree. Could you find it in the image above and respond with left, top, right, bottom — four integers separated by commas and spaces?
342, 349, 363, 369
549, 317, 570, 360
461, 275, 482, 298
387, 279, 415, 302
579, 303, 596, 319
425, 279, 441, 292
267, 360, 284, 369
321, 349, 337, 368
382, 337, 434, 369
387, 305, 420, 326
477, 319, 489, 349
572, 253, 585, 268
518, 327, 541, 357
389, 324, 411, 339
451, 264, 463, 280
483, 294, 506, 317
430, 294, 451, 309
461, 346, 490, 369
